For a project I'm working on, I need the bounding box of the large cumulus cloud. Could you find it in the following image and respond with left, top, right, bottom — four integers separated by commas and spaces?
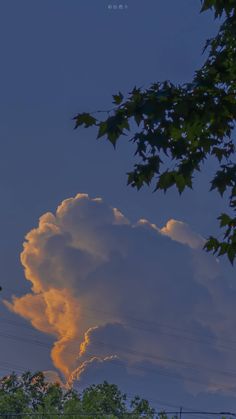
4, 193, 236, 409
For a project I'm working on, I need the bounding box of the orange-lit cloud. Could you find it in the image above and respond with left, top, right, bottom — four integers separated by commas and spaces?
6, 288, 82, 377
4, 193, 236, 403
160, 219, 204, 249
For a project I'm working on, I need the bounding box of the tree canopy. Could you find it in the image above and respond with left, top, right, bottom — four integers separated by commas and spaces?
74, 0, 236, 264
0, 371, 235, 418
0, 371, 157, 418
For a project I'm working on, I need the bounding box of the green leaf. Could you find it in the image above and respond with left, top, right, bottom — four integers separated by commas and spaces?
175, 173, 187, 194
218, 213, 232, 227
218, 242, 229, 256
74, 113, 97, 129
134, 113, 143, 126
227, 247, 236, 265
97, 122, 108, 139
200, 0, 214, 13
204, 236, 220, 253
112, 92, 124, 105
156, 171, 175, 192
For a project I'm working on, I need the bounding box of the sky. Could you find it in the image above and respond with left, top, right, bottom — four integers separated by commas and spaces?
1, 0, 236, 414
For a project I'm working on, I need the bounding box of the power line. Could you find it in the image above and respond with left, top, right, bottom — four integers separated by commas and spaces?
81, 306, 236, 349
160, 411, 236, 417
4, 287, 236, 352
86, 339, 236, 379
0, 414, 187, 417
2, 324, 236, 388
3, 294, 236, 400
80, 351, 236, 393
2, 326, 236, 393
2, 296, 236, 352
3, 304, 236, 362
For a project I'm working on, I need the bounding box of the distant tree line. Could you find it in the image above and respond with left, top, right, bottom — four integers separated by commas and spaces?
0, 371, 157, 418
0, 371, 235, 418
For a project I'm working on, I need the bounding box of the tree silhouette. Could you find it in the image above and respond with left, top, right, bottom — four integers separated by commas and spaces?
74, 1, 236, 264
0, 372, 156, 418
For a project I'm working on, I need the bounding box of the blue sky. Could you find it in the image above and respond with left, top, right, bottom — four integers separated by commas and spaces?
0, 0, 222, 290
1, 0, 236, 412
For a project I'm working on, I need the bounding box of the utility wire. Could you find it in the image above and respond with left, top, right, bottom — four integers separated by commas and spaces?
4, 287, 236, 351
2, 325, 236, 390
2, 327, 236, 393
3, 294, 236, 357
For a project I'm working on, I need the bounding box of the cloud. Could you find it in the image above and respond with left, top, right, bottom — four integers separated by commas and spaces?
160, 219, 204, 249
4, 193, 236, 410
